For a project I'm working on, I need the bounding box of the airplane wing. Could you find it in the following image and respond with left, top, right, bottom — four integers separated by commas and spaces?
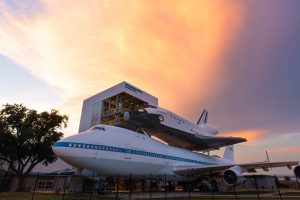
173, 161, 299, 176
150, 130, 246, 151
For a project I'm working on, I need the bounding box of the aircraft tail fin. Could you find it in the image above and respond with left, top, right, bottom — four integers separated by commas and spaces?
223, 145, 234, 162
197, 109, 208, 125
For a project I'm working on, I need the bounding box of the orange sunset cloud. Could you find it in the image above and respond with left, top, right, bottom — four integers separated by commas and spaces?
270, 146, 300, 154
0, 0, 245, 133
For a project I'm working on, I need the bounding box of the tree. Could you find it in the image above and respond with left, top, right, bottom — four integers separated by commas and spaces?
0, 104, 68, 191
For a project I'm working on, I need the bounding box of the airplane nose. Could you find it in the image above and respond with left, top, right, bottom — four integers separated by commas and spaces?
52, 142, 60, 155
52, 141, 67, 157
124, 109, 149, 122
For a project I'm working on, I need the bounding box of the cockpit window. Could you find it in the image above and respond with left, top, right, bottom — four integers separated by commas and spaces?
90, 126, 105, 131
136, 128, 145, 135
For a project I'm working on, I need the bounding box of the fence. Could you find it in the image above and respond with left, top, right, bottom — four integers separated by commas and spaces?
0, 173, 300, 200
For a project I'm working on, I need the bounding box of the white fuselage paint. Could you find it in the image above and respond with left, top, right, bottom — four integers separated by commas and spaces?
144, 107, 219, 136
52, 125, 232, 177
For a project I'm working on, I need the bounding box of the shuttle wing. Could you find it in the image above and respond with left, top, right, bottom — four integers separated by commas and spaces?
173, 161, 299, 176
192, 135, 246, 150
150, 131, 246, 151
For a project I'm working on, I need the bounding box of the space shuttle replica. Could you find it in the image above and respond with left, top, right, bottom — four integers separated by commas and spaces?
124, 107, 246, 151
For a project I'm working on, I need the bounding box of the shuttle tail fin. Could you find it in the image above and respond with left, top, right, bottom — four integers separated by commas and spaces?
223, 145, 234, 162
197, 109, 208, 125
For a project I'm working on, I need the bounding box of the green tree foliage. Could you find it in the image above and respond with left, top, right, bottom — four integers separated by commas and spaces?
0, 103, 68, 190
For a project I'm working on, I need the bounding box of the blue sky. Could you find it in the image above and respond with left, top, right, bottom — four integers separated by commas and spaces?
0, 55, 61, 110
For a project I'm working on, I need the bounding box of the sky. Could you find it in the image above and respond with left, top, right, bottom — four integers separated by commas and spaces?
0, 0, 299, 175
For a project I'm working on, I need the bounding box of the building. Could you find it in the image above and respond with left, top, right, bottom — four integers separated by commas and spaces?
79, 81, 158, 132
2, 173, 84, 193
244, 175, 277, 189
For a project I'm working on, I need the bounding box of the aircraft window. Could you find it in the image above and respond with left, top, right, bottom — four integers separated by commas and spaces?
69, 143, 72, 147
82, 144, 85, 148
136, 128, 145, 135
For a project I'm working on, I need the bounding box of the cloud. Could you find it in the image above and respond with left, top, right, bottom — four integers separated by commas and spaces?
269, 146, 300, 154
202, 1, 300, 136
0, 0, 245, 133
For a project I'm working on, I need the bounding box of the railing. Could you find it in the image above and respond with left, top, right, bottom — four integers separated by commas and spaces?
0, 173, 299, 200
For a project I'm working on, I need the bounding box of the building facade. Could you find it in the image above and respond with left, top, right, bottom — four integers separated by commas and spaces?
79, 82, 158, 132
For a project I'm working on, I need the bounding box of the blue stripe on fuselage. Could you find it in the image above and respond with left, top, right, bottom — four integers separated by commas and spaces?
53, 142, 215, 165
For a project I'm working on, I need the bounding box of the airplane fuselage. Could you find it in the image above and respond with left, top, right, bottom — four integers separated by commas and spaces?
52, 125, 232, 177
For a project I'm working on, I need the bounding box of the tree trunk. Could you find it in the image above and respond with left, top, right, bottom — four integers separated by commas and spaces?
17, 175, 26, 192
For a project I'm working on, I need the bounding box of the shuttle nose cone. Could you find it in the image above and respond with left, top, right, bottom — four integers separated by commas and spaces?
124, 111, 130, 121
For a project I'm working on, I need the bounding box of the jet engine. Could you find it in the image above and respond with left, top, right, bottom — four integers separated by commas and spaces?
223, 166, 245, 185
294, 165, 300, 179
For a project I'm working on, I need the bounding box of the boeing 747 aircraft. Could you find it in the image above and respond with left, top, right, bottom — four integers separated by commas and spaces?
124, 107, 246, 151
52, 125, 300, 185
